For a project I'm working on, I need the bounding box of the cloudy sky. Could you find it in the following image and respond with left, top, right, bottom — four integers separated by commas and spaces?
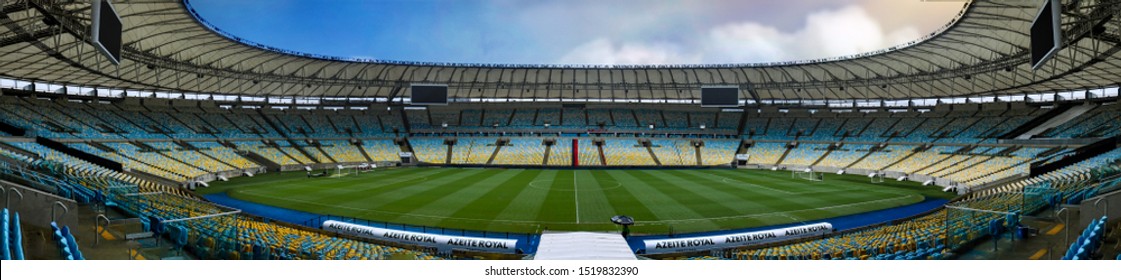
188, 0, 966, 65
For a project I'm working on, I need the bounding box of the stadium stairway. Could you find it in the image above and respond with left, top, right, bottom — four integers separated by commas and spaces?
596, 142, 608, 166
1004, 104, 1088, 139
100, 147, 191, 184
266, 141, 306, 165
396, 138, 414, 155
445, 140, 454, 164
880, 145, 925, 171
167, 112, 216, 136
735, 140, 749, 154
287, 141, 320, 164
924, 147, 979, 175
1031, 136, 1120, 176
354, 141, 375, 162
542, 142, 552, 165
255, 110, 319, 164
809, 144, 835, 167
843, 145, 879, 169
188, 112, 225, 135
238, 149, 282, 172
694, 143, 703, 166
135, 141, 212, 174
311, 143, 339, 164
913, 146, 972, 174
940, 154, 996, 179
644, 141, 662, 166
184, 142, 242, 171
774, 143, 794, 166
486, 139, 504, 165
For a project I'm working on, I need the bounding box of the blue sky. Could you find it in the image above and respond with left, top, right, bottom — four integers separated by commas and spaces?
187, 0, 964, 65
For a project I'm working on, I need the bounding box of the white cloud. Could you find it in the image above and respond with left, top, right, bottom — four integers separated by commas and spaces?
556, 39, 701, 65
703, 5, 919, 63
556, 5, 941, 65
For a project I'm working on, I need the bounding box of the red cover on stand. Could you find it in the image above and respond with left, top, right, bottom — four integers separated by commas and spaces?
572, 138, 579, 166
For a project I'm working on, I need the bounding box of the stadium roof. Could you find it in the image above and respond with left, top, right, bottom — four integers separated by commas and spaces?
1, 0, 1119, 102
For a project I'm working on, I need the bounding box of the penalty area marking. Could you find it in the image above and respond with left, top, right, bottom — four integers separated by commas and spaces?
720, 177, 796, 194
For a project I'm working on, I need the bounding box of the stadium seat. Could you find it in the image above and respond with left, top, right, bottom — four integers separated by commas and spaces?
11, 212, 23, 260
1, 209, 9, 260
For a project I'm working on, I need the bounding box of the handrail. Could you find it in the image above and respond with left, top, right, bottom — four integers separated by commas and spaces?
51, 200, 69, 222
1055, 208, 1070, 248
5, 187, 22, 208
95, 214, 110, 246
1092, 197, 1108, 222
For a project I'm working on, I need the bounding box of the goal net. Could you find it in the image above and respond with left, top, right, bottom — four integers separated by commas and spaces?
792, 169, 824, 182
869, 172, 885, 183
332, 163, 377, 178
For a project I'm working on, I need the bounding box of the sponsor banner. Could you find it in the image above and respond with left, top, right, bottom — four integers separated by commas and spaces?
734, 154, 750, 161
643, 222, 832, 254
399, 152, 414, 158
322, 220, 518, 254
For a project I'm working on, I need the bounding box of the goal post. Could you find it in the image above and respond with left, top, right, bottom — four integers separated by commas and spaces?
331, 165, 358, 178
869, 172, 885, 183
793, 168, 823, 182
332, 163, 377, 177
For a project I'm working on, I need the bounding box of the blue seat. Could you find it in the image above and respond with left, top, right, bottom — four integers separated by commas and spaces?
62, 226, 83, 260
57, 236, 72, 260
2, 209, 9, 260
12, 212, 23, 260
1075, 248, 1088, 260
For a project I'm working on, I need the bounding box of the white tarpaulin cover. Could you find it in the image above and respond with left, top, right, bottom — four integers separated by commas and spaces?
533, 232, 638, 260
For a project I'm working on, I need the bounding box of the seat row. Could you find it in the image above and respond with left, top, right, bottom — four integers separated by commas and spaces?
50, 222, 83, 260
1, 208, 25, 260
6, 149, 440, 260
1062, 216, 1108, 260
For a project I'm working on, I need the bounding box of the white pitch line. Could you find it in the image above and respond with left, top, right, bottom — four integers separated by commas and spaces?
574, 170, 580, 224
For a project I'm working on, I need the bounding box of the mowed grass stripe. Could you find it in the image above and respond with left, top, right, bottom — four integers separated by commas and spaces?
326, 168, 482, 209
446, 170, 546, 232
209, 167, 419, 195
695, 169, 887, 211
491, 170, 559, 229
638, 170, 797, 230
370, 169, 504, 218
697, 170, 917, 221
593, 169, 660, 231
399, 169, 524, 219
659, 170, 809, 226
573, 169, 619, 227
225, 169, 459, 217
610, 170, 722, 230
450, 169, 543, 220
253, 168, 463, 204
534, 171, 578, 225
265, 168, 450, 199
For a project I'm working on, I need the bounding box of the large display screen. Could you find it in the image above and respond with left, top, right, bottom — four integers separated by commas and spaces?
410, 84, 449, 105
1030, 0, 1061, 70
701, 86, 740, 107
92, 0, 123, 65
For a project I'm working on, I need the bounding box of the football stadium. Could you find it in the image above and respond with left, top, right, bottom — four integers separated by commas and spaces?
0, 0, 1119, 269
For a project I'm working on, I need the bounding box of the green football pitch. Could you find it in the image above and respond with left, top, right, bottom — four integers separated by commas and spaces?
199, 168, 954, 234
